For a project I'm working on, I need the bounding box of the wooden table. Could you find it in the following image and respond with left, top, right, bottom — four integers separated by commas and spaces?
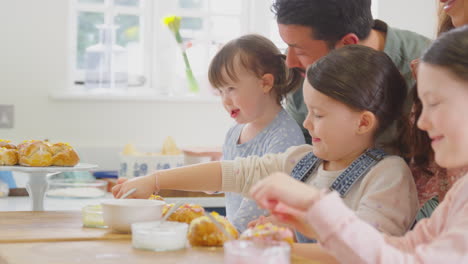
0, 211, 129, 243
0, 211, 320, 264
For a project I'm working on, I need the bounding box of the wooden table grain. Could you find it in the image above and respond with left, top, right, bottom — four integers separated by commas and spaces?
0, 211, 321, 263
0, 211, 130, 243
0, 240, 319, 264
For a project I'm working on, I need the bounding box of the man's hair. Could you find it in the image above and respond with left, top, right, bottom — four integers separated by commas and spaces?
272, 0, 374, 47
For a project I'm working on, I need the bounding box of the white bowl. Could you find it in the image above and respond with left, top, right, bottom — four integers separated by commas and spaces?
101, 199, 165, 233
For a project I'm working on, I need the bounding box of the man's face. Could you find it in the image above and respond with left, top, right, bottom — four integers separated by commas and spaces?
278, 24, 333, 75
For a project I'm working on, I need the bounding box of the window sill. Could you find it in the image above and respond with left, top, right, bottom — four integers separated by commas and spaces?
49, 89, 221, 103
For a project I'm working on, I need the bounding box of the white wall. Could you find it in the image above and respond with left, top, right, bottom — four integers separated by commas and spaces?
0, 0, 438, 170
376, 0, 439, 39
0, 0, 232, 170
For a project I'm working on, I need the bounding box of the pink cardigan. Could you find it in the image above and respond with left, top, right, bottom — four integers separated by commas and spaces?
309, 174, 468, 263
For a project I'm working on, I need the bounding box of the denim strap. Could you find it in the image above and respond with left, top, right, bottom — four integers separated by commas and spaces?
290, 152, 321, 182
330, 148, 387, 197
291, 149, 387, 197
291, 149, 387, 244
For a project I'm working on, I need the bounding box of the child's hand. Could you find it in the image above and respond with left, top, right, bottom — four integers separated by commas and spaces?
111, 174, 157, 199
250, 172, 319, 211
250, 172, 320, 238
111, 178, 128, 197
269, 203, 317, 239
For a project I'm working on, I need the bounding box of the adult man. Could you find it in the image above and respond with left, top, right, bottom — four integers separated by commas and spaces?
273, 0, 431, 144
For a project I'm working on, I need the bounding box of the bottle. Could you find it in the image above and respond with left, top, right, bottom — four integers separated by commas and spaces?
84, 24, 128, 90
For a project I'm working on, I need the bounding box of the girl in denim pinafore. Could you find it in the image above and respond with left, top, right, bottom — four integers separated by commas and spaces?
249, 45, 419, 243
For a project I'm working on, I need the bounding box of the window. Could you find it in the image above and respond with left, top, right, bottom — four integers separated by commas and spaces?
69, 0, 277, 97
71, 0, 148, 94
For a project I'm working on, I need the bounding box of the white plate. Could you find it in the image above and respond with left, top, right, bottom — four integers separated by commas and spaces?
0, 163, 98, 173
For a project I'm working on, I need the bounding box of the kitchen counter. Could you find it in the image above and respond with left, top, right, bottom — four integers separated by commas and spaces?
0, 194, 225, 211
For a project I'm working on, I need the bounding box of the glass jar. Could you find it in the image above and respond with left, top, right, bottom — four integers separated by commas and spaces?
132, 221, 188, 251
82, 204, 107, 228
224, 240, 291, 264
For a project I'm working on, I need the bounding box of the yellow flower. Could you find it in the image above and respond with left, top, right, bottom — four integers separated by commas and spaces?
162, 15, 181, 34
162, 14, 199, 93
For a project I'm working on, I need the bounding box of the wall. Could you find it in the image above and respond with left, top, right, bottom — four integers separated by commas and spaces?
376, 0, 439, 39
0, 0, 232, 170
0, 0, 439, 170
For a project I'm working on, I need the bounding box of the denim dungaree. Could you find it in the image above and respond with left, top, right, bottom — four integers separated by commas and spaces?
291, 149, 387, 243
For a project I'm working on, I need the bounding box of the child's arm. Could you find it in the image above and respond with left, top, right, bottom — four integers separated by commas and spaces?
113, 162, 222, 199
221, 145, 311, 195
251, 171, 468, 264
306, 191, 468, 264
113, 144, 310, 199
158, 162, 222, 191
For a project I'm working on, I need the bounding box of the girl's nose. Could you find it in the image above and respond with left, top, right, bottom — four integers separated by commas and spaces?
285, 48, 302, 69
303, 114, 313, 132
417, 110, 429, 131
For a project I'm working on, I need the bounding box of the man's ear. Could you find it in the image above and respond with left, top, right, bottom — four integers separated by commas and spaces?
261, 73, 275, 94
335, 33, 360, 48
356, 111, 377, 135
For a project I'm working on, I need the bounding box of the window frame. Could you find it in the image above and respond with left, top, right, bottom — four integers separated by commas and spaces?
69, 0, 152, 92
67, 0, 275, 98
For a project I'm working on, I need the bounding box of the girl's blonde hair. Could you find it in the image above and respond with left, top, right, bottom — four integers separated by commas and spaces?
208, 34, 301, 104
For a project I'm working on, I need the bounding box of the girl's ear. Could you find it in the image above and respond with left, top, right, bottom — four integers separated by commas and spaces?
356, 111, 377, 135
261, 73, 275, 94
335, 33, 359, 48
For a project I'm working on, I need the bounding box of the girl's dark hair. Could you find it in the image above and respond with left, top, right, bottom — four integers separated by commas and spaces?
405, 86, 437, 174
272, 0, 374, 48
306, 45, 408, 153
410, 25, 468, 174
208, 34, 301, 104
422, 26, 468, 81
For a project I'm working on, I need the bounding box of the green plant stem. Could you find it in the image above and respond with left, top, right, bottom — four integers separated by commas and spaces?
186, 67, 199, 93
174, 31, 183, 45
172, 30, 199, 93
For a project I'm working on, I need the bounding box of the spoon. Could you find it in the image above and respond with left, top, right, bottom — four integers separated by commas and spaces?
120, 187, 137, 199
204, 211, 234, 241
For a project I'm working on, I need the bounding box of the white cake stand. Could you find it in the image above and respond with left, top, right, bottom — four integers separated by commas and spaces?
0, 163, 98, 211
